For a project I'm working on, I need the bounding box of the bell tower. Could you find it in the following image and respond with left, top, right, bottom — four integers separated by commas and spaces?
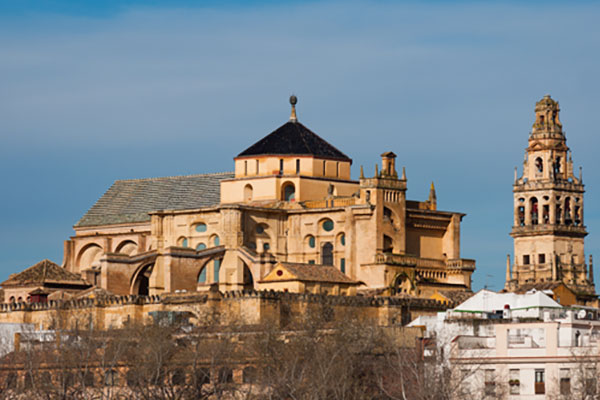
505, 95, 596, 304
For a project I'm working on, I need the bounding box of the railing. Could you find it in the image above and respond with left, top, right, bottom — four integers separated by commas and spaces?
302, 198, 356, 209
375, 253, 475, 270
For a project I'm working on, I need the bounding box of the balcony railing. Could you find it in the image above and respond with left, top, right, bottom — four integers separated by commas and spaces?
375, 253, 475, 270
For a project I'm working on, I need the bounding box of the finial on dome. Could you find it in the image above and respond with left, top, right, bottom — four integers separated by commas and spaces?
289, 95, 298, 122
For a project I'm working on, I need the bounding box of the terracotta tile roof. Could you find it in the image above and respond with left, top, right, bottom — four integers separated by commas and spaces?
1, 259, 88, 287
438, 290, 475, 304
237, 121, 351, 161
75, 172, 234, 227
266, 262, 357, 284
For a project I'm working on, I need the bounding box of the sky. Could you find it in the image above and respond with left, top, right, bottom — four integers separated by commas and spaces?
1, 0, 600, 291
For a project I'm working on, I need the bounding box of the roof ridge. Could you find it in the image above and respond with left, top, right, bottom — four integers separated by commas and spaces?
114, 171, 234, 183
295, 121, 351, 161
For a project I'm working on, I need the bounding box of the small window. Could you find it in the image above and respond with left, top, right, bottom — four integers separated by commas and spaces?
560, 369, 570, 396
322, 242, 333, 265
336, 162, 339, 177
340, 258, 346, 274
256, 225, 265, 234
263, 243, 270, 251
195, 223, 207, 233
279, 159, 284, 175
308, 236, 316, 248
196, 243, 206, 251
256, 159, 260, 174
322, 219, 334, 232
539, 254, 545, 264
296, 159, 300, 174
523, 255, 530, 265
484, 369, 495, 396
308, 260, 315, 265
244, 160, 248, 176
283, 183, 295, 201
213, 235, 220, 246
340, 233, 345, 246
535, 369, 545, 394
509, 369, 520, 395
322, 160, 326, 176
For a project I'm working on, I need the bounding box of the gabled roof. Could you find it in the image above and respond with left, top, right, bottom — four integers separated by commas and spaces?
237, 121, 351, 161
260, 262, 357, 284
75, 172, 234, 227
1, 260, 88, 287
453, 289, 561, 312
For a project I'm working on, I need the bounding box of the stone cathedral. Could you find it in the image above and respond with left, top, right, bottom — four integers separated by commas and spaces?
504, 95, 598, 306
1, 97, 475, 304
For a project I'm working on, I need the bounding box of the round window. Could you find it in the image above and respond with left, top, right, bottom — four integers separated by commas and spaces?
322, 219, 334, 232
276, 270, 283, 276
195, 223, 207, 233
308, 236, 316, 248
256, 225, 264, 234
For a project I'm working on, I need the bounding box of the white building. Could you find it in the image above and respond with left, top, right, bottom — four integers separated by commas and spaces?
409, 289, 600, 399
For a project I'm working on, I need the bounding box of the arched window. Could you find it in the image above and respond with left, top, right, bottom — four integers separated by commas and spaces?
196, 243, 207, 251
530, 197, 538, 225
132, 264, 153, 295
322, 242, 333, 265
244, 184, 253, 201
195, 223, 207, 233
307, 235, 316, 248
535, 157, 543, 173
339, 233, 346, 246
565, 198, 572, 225
211, 235, 220, 246
282, 182, 295, 201
178, 237, 188, 247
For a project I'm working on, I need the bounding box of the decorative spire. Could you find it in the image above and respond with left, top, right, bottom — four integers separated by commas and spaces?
506, 254, 512, 282
590, 255, 594, 284
360, 165, 365, 179
514, 167, 518, 183
428, 181, 437, 210
580, 166, 583, 182
401, 167, 406, 180
289, 95, 298, 122
375, 163, 379, 177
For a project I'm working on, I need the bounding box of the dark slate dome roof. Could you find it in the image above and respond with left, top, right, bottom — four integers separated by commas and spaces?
237, 121, 351, 161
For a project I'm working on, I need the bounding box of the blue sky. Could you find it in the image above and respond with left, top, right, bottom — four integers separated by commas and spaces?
1, 1, 600, 291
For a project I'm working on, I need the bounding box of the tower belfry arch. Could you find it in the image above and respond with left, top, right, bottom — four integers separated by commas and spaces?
505, 95, 597, 305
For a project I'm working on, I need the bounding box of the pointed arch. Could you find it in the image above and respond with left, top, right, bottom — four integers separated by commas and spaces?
131, 263, 154, 295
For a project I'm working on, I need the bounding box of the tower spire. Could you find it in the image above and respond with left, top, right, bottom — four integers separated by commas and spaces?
505, 254, 512, 282
289, 94, 298, 122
